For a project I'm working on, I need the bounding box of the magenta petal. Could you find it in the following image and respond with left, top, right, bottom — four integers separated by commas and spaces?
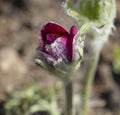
41, 22, 70, 38
44, 36, 68, 63
39, 22, 70, 49
67, 26, 78, 61
46, 34, 56, 44
70, 26, 78, 38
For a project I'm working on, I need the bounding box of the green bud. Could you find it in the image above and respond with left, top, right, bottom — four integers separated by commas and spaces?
64, 0, 116, 27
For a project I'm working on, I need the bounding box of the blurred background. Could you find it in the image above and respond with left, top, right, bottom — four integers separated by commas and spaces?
0, 0, 120, 115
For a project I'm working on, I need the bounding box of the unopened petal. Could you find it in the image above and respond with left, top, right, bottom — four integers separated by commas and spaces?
67, 26, 78, 61
41, 22, 69, 38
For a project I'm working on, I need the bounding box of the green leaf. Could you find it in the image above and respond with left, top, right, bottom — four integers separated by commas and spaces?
79, 23, 90, 35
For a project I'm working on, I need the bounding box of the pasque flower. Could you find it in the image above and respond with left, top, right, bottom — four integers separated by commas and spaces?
35, 22, 83, 81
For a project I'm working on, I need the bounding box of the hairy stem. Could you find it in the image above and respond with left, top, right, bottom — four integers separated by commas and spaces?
80, 47, 100, 115
65, 81, 73, 115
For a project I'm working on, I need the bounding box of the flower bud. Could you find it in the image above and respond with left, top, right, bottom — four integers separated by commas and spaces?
35, 22, 84, 81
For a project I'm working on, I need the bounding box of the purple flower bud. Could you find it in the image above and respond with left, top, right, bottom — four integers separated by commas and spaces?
36, 22, 83, 80
37, 22, 78, 63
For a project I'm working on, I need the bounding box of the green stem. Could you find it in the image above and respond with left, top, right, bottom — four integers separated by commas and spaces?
65, 81, 73, 115
80, 47, 100, 115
